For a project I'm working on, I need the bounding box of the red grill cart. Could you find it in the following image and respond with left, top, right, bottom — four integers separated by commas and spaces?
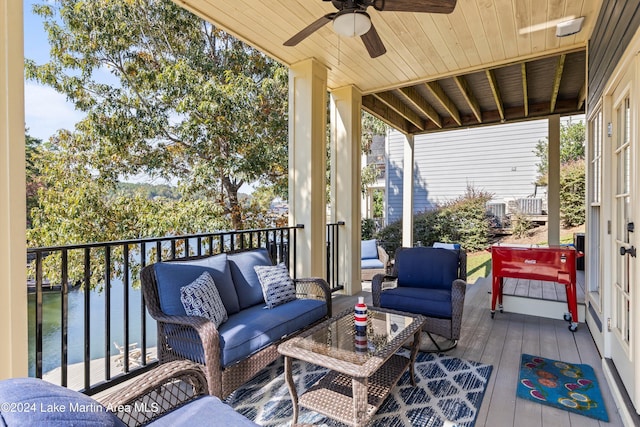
491, 245, 581, 331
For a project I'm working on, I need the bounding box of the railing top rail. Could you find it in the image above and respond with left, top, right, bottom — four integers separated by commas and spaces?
27, 224, 304, 253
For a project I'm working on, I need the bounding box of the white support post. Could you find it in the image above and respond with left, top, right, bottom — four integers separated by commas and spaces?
402, 134, 415, 248
0, 0, 28, 378
288, 59, 327, 278
330, 85, 362, 295
548, 115, 561, 245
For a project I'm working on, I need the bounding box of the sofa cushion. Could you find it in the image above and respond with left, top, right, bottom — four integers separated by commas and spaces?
180, 272, 228, 327
218, 299, 327, 367
147, 395, 258, 427
228, 249, 273, 309
154, 253, 240, 316
361, 258, 384, 269
380, 287, 452, 319
361, 239, 379, 260
395, 247, 459, 290
433, 242, 461, 250
0, 378, 125, 426
254, 263, 297, 309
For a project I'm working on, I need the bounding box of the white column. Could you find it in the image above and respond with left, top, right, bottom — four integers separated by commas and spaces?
548, 115, 561, 245
0, 0, 28, 378
288, 59, 327, 277
330, 85, 362, 295
402, 134, 415, 247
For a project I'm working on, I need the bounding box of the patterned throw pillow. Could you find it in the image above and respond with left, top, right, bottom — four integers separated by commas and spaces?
254, 263, 297, 309
180, 271, 228, 327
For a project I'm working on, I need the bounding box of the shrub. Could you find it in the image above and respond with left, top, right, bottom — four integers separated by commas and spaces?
560, 160, 585, 227
361, 218, 376, 240
376, 186, 493, 254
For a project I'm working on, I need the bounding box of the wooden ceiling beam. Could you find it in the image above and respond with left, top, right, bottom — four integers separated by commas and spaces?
485, 69, 504, 121
550, 54, 566, 113
373, 91, 425, 131
362, 95, 410, 133
521, 63, 529, 117
453, 76, 482, 123
397, 87, 442, 128
424, 81, 461, 126
577, 82, 586, 110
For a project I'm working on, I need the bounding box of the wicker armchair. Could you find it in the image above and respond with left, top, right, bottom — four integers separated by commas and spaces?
141, 255, 331, 399
361, 239, 391, 281
0, 360, 257, 427
371, 246, 467, 352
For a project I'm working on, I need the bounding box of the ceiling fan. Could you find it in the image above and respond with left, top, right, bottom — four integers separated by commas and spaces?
284, 0, 457, 58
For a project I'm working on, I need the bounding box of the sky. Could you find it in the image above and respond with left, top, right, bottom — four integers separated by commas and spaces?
23, 0, 86, 142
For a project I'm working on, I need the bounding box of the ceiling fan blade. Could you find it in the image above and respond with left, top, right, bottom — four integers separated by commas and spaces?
361, 24, 386, 58
284, 13, 335, 46
380, 0, 457, 14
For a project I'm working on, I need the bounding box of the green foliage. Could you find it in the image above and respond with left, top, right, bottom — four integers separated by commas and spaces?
534, 120, 585, 183
361, 218, 376, 240
26, 0, 288, 230
510, 212, 533, 238
534, 119, 586, 227
116, 182, 181, 200
27, 131, 229, 289
25, 132, 43, 227
560, 160, 586, 227
376, 186, 493, 256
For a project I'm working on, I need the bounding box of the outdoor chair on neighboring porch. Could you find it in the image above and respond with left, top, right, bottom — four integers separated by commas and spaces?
361, 239, 390, 281
371, 245, 467, 351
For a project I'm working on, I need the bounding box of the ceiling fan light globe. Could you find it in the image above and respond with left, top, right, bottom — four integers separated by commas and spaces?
333, 11, 371, 37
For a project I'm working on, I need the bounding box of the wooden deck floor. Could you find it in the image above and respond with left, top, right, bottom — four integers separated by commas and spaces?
333, 277, 626, 426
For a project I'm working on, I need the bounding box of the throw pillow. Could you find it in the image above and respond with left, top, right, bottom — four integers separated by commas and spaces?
180, 271, 228, 327
254, 263, 297, 309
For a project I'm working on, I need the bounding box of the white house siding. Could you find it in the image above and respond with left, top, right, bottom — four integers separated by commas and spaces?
386, 117, 583, 223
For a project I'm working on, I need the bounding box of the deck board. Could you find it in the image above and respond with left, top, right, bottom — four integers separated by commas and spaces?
337, 276, 626, 426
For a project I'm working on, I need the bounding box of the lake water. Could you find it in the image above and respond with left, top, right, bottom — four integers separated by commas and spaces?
28, 279, 157, 376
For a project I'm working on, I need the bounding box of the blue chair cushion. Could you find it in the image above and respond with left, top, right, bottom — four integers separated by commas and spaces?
361, 239, 379, 259
361, 258, 384, 269
218, 299, 327, 367
228, 249, 273, 309
154, 253, 241, 316
433, 242, 461, 250
395, 247, 459, 290
147, 395, 258, 426
0, 378, 125, 426
380, 287, 452, 319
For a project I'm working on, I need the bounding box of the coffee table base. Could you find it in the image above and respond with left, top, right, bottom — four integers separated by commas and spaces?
298, 354, 410, 427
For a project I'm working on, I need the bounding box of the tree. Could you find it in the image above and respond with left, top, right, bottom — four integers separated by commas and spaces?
26, 0, 288, 231
534, 119, 586, 183
534, 119, 586, 227
25, 131, 43, 228
27, 129, 229, 289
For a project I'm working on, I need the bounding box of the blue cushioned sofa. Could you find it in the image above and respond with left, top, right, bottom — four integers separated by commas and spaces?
0, 361, 257, 427
140, 248, 331, 398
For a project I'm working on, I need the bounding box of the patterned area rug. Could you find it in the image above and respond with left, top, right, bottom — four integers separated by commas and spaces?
517, 354, 608, 421
225, 351, 493, 427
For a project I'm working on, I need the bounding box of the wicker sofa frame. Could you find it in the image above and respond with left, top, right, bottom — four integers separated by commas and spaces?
141, 257, 332, 399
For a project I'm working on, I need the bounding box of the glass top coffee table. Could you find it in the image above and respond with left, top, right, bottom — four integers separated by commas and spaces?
278, 307, 426, 427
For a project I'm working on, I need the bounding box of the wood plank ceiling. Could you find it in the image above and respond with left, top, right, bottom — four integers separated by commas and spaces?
178, 0, 600, 135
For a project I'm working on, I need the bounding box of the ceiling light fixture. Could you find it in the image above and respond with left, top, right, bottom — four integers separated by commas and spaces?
556, 16, 585, 37
333, 10, 371, 37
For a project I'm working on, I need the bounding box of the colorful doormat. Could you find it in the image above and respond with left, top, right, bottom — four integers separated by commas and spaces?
225, 351, 493, 427
517, 354, 608, 421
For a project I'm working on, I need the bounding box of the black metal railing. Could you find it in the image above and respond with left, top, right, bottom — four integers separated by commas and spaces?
326, 221, 345, 292
27, 225, 310, 396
